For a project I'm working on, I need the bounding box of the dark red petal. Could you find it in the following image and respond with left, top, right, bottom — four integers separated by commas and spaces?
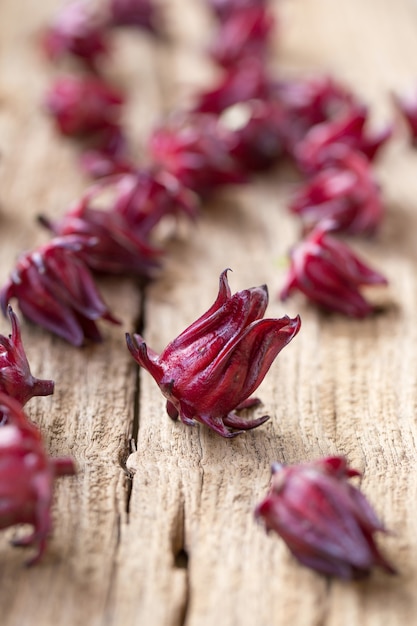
125, 333, 164, 382
161, 279, 268, 363
183, 315, 300, 415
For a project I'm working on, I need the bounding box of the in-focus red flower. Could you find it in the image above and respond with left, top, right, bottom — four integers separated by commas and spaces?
108, 0, 163, 35
41, 0, 109, 68
0, 393, 75, 565
294, 105, 392, 172
0, 306, 54, 411
149, 112, 246, 194
193, 59, 273, 115
289, 147, 384, 236
255, 456, 396, 579
208, 6, 275, 69
206, 0, 268, 21
126, 269, 301, 437
279, 225, 387, 317
44, 75, 125, 137
0, 236, 120, 346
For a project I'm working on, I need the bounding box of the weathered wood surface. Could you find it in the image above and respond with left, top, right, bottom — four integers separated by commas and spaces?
1, 0, 417, 624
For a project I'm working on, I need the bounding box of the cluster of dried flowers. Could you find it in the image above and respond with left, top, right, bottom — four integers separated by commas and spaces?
0, 0, 398, 578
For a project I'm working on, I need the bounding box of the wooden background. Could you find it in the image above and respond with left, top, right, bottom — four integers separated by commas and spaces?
1, 0, 417, 624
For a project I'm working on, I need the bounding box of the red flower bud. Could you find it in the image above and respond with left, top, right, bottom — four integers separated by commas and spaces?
208, 7, 275, 69
289, 147, 384, 236
222, 99, 286, 172
149, 113, 246, 194
255, 457, 396, 579
41, 0, 109, 68
294, 105, 392, 172
193, 59, 273, 115
0, 307, 54, 411
275, 76, 356, 150
38, 170, 198, 277
0, 393, 76, 565
279, 225, 387, 317
38, 190, 162, 278
108, 169, 199, 232
44, 75, 124, 138
0, 236, 120, 346
126, 270, 301, 437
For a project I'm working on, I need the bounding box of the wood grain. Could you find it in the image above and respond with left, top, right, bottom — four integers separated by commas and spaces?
1, 0, 417, 624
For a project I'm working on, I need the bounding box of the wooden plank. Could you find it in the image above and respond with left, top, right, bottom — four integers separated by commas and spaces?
0, 1, 142, 623
1, 0, 417, 625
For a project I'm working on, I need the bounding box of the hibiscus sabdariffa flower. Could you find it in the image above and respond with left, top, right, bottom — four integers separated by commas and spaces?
126, 269, 301, 437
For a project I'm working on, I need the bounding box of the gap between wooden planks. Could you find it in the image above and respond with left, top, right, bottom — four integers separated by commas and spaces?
1, 0, 417, 625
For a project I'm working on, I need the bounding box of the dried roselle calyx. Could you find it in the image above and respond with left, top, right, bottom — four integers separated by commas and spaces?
148, 112, 246, 195
0, 393, 76, 565
0, 307, 54, 413
208, 6, 275, 69
40, 168, 198, 252
44, 75, 125, 138
110, 168, 199, 231
255, 457, 396, 579
126, 269, 301, 438
289, 147, 384, 236
222, 99, 286, 172
275, 75, 357, 150
38, 197, 163, 278
293, 105, 392, 172
0, 236, 120, 346
193, 58, 274, 115
41, 0, 109, 69
279, 224, 387, 317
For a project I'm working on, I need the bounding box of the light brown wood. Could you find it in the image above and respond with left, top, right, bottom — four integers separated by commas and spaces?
1, 0, 417, 624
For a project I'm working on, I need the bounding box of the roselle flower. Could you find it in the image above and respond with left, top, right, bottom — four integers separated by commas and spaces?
40, 168, 197, 250
38, 190, 163, 278
208, 6, 275, 69
275, 76, 356, 151
0, 306, 54, 412
149, 112, 246, 194
193, 59, 273, 115
109, 168, 199, 231
0, 236, 120, 346
279, 225, 387, 317
223, 99, 286, 172
255, 456, 396, 579
41, 0, 109, 69
0, 393, 75, 565
126, 269, 301, 438
108, 0, 162, 35
289, 147, 383, 236
44, 75, 125, 138
294, 105, 392, 172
